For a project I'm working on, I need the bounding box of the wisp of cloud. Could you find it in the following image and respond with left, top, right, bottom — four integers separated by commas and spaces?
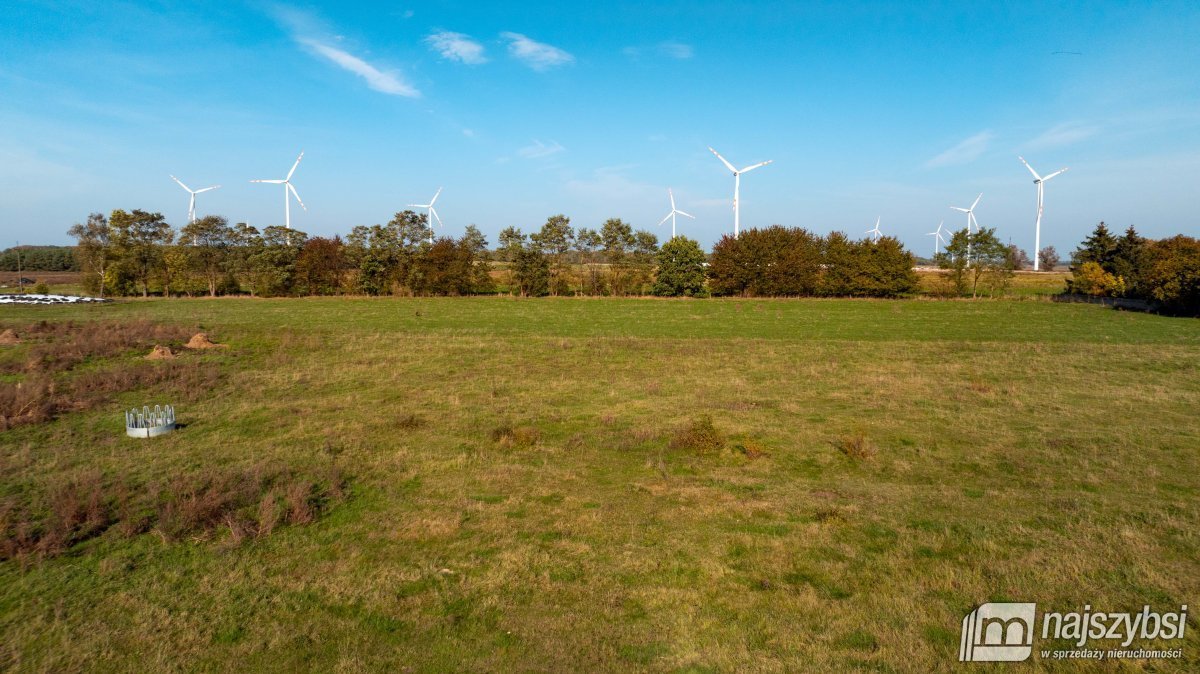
300, 38, 420, 97
501, 32, 574, 71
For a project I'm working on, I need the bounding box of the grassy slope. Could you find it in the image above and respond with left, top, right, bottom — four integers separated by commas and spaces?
1, 297, 1198, 672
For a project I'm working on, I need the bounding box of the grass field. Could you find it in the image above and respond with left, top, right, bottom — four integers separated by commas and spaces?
1, 296, 1198, 672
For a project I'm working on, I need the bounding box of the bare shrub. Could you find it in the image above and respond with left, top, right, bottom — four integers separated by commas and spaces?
284, 480, 315, 525
255, 487, 283, 539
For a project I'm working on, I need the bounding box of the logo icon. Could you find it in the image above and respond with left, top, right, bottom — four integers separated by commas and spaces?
960, 603, 1037, 662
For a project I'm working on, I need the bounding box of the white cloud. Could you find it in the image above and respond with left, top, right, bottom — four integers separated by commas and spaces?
1020, 122, 1101, 152
299, 39, 420, 97
924, 130, 993, 168
658, 41, 694, 59
516, 139, 564, 159
425, 31, 487, 65
501, 32, 574, 71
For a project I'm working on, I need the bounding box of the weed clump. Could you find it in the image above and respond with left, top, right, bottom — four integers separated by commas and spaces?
835, 433, 876, 461
491, 424, 540, 448
670, 415, 725, 453
396, 413, 426, 430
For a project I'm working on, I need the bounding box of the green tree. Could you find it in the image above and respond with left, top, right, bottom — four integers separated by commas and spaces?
109, 209, 173, 297
250, 226, 307, 296
937, 228, 973, 296
1111, 225, 1148, 297
511, 244, 550, 297
964, 227, 1013, 297
497, 226, 526, 295
600, 218, 635, 295
857, 236, 919, 297
652, 236, 707, 296
228, 223, 262, 296
67, 213, 113, 297
181, 215, 234, 297
575, 227, 603, 295
1073, 222, 1119, 271
533, 214, 575, 295
460, 224, 494, 293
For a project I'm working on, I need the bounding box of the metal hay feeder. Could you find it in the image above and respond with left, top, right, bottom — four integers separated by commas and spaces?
125, 405, 176, 438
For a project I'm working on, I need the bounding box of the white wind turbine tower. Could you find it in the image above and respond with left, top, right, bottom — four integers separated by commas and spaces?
865, 217, 882, 243
1019, 156, 1069, 271
169, 175, 220, 224
407, 187, 444, 243
926, 221, 947, 257
950, 193, 982, 266
250, 151, 306, 229
708, 147, 772, 239
657, 188, 695, 239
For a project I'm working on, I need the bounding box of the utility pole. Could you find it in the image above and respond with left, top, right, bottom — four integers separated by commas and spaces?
15, 241, 23, 293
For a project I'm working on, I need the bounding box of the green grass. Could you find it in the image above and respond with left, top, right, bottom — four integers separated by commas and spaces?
2, 296, 1198, 672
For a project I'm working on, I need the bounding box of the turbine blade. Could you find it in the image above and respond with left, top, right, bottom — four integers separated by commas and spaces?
430, 187, 442, 205
170, 175, 192, 192
406, 204, 427, 209
194, 185, 220, 193
288, 183, 307, 211
971, 193, 982, 210
740, 160, 773, 173
669, 188, 676, 210
252, 179, 285, 184
1043, 168, 1069, 181
657, 212, 673, 227
950, 207, 969, 212
287, 151, 304, 180
1018, 156, 1041, 180
676, 210, 695, 219
430, 207, 443, 227
709, 147, 737, 173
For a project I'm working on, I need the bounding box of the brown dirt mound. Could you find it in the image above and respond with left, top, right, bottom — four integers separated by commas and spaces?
145, 345, 176, 360
185, 332, 226, 349
0, 329, 19, 345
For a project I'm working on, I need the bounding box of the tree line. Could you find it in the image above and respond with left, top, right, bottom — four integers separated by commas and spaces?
67, 209, 935, 299
1068, 223, 1200, 315
0, 246, 78, 272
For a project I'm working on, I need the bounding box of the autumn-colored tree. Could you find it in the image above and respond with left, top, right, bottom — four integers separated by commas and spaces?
295, 237, 347, 295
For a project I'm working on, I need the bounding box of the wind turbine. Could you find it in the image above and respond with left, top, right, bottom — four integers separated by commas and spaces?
407, 187, 443, 242
708, 147, 772, 239
250, 151, 306, 229
926, 221, 947, 257
950, 193, 982, 266
865, 217, 882, 243
656, 188, 695, 239
169, 175, 220, 224
1019, 156, 1069, 271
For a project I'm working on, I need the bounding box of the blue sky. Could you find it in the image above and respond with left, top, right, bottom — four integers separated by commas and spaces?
2, 1, 1198, 254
